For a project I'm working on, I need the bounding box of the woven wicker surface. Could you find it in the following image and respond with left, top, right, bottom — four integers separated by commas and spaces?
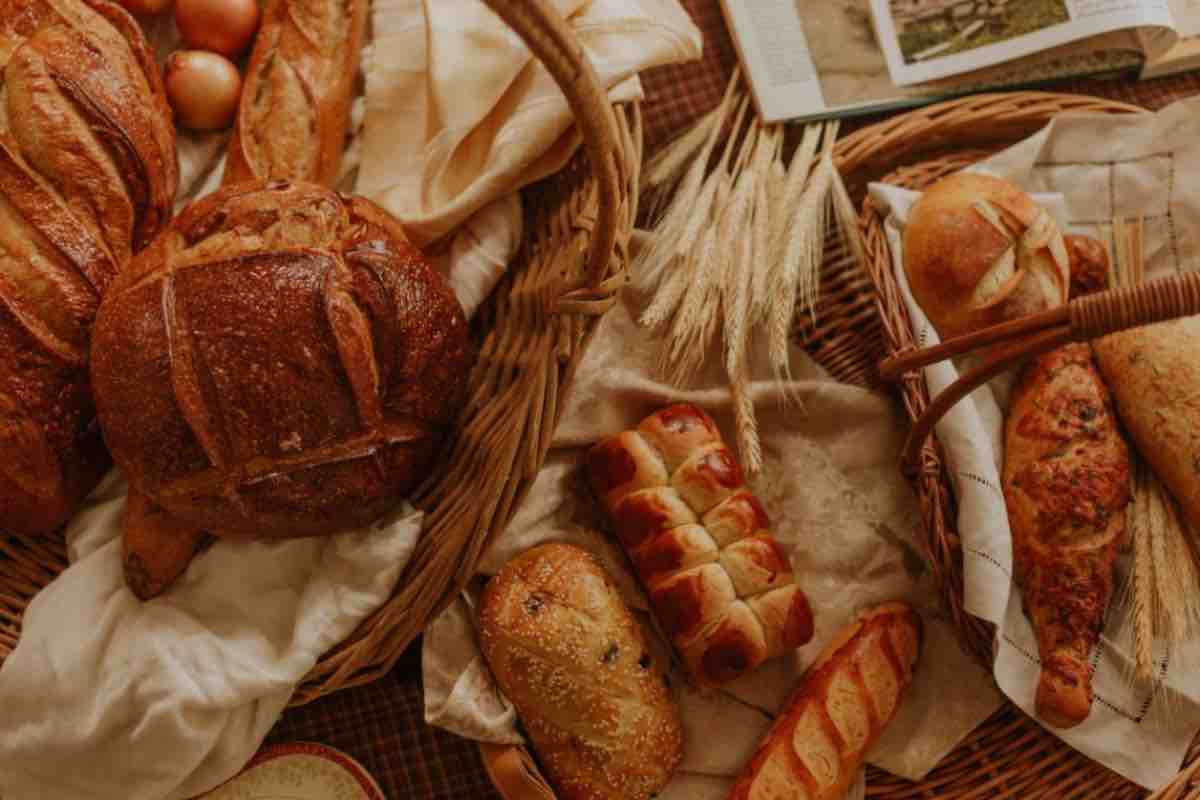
4, 0, 1200, 797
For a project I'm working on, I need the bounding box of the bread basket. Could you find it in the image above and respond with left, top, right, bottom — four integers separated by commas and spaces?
478, 92, 1200, 800
0, 0, 640, 705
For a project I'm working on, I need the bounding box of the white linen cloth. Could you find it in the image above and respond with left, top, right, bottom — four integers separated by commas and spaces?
357, 0, 703, 246
421, 292, 1005, 798
0, 474, 421, 800
868, 95, 1200, 791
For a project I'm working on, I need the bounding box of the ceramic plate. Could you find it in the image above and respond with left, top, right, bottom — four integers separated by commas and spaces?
201, 742, 386, 800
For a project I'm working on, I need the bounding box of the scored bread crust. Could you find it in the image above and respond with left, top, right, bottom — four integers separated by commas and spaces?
727, 603, 923, 800
223, 0, 368, 187
587, 404, 814, 687
479, 543, 684, 800
903, 173, 1069, 342
91, 181, 472, 537
1003, 342, 1130, 729
0, 0, 176, 536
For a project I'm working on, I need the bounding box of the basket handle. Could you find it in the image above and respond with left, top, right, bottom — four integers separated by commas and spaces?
481, 0, 623, 286
893, 270, 1200, 473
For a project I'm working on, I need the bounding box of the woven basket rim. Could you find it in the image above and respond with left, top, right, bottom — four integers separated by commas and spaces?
852, 90, 1200, 800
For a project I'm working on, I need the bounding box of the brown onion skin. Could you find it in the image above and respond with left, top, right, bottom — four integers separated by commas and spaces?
164, 50, 243, 132
175, 0, 260, 58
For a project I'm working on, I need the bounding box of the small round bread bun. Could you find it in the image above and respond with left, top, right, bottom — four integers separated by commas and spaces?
904, 173, 1070, 341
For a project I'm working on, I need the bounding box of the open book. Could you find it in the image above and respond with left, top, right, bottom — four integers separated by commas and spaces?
719, 0, 1200, 123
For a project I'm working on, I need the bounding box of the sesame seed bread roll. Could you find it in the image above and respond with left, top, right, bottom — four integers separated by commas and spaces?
479, 543, 683, 800
588, 404, 815, 687
728, 603, 923, 800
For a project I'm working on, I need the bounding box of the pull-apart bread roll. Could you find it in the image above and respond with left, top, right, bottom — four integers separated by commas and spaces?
904, 173, 1069, 341
480, 543, 683, 800
588, 404, 815, 686
0, 0, 177, 536
223, 0, 367, 186
729, 603, 922, 800
91, 181, 471, 538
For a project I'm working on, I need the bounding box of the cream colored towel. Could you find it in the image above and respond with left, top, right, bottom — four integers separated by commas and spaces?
358, 0, 703, 246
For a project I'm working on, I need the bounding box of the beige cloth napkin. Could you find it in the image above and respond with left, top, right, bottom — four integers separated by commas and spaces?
423, 290, 1004, 795
357, 0, 703, 246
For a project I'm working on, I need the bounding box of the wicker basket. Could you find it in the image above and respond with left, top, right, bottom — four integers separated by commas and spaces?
0, 0, 640, 707
853, 92, 1200, 800
479, 92, 1200, 800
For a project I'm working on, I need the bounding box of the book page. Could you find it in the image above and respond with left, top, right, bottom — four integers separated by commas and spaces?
870, 0, 1174, 85
717, 0, 830, 121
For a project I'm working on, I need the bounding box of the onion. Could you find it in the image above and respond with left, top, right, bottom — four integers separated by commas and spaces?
118, 0, 173, 16
164, 50, 242, 132
175, 0, 260, 58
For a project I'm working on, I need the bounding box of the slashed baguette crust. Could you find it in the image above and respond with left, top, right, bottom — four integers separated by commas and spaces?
1003, 343, 1130, 728
223, 0, 368, 186
479, 543, 683, 800
587, 404, 814, 687
728, 603, 922, 800
0, 0, 176, 536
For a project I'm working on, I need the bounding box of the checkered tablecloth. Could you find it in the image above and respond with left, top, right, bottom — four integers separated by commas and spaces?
267, 2, 1200, 797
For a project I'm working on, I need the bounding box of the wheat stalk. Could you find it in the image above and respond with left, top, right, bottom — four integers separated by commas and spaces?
640, 92, 749, 331
634, 71, 741, 293
768, 125, 836, 384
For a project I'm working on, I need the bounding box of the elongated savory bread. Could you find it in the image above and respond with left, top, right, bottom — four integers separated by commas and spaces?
1004, 341, 1131, 728
587, 404, 814, 687
479, 543, 683, 800
1093, 316, 1200, 534
0, 0, 176, 536
223, 0, 367, 186
728, 603, 922, 800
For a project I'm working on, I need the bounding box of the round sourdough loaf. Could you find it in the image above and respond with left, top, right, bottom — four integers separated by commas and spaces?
903, 173, 1070, 341
91, 181, 472, 537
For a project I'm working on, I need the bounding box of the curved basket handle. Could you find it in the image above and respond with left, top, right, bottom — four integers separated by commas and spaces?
895, 270, 1200, 472
481, 0, 623, 286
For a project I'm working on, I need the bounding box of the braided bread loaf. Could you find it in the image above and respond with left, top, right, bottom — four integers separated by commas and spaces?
0, 0, 177, 536
587, 404, 815, 686
91, 181, 472, 538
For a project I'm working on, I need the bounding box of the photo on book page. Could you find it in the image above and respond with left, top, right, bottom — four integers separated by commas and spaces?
869, 0, 1175, 85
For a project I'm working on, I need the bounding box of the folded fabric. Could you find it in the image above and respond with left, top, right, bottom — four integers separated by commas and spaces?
421, 292, 1004, 798
358, 0, 703, 245
0, 473, 421, 800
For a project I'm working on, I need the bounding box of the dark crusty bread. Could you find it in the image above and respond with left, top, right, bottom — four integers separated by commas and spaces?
728, 603, 922, 800
91, 181, 472, 538
587, 404, 814, 687
0, 0, 176, 536
479, 543, 683, 800
223, 0, 368, 186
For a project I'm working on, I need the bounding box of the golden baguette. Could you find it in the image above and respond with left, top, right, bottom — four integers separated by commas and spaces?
223, 0, 367, 187
727, 603, 922, 800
